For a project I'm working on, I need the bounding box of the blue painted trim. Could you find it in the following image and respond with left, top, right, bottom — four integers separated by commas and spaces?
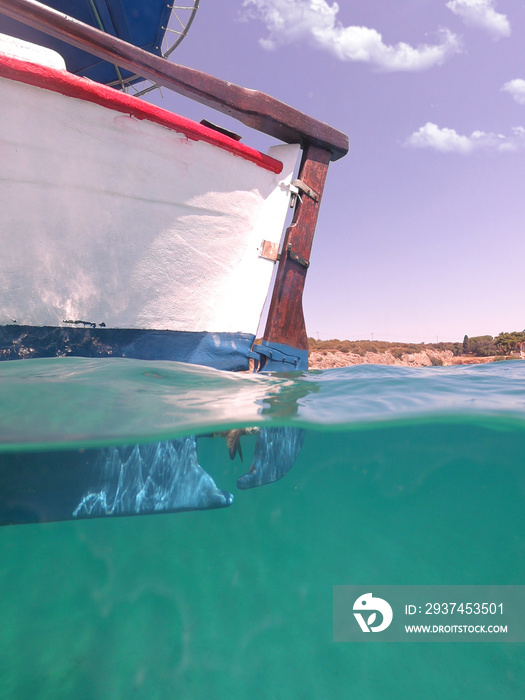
0, 326, 254, 372
250, 340, 308, 372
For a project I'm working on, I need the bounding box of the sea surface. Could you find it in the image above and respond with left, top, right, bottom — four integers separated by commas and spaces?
0, 357, 524, 699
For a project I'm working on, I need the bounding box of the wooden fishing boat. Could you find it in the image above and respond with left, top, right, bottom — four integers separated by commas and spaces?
0, 1, 349, 522
0, 0, 348, 373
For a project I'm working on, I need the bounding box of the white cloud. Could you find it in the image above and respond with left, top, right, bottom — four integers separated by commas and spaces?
404, 122, 525, 153
502, 79, 525, 105
446, 0, 510, 39
242, 0, 461, 71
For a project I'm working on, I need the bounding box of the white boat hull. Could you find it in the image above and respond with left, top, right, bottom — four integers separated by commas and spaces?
0, 44, 299, 368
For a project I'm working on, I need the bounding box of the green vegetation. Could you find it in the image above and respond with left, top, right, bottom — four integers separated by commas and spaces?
462, 335, 497, 357
494, 331, 525, 355
307, 330, 525, 358
461, 331, 525, 357
307, 338, 462, 357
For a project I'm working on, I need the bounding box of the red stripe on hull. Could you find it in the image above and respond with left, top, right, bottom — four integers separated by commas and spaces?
0, 54, 284, 174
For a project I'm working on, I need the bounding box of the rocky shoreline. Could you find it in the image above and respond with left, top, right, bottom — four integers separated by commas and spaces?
308, 349, 501, 370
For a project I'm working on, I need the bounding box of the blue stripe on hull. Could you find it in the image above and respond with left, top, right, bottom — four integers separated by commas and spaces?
0, 326, 254, 372
250, 339, 309, 372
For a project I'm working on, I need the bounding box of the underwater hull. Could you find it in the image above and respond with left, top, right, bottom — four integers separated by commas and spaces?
0, 48, 299, 369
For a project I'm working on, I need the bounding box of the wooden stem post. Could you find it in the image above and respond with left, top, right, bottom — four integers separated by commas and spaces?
263, 145, 331, 352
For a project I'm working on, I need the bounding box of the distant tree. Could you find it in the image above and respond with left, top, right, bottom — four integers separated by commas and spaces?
467, 335, 497, 357
494, 331, 525, 355
462, 335, 469, 354
432, 341, 462, 356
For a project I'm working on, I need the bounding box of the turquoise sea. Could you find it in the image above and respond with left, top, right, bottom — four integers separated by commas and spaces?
0, 357, 524, 698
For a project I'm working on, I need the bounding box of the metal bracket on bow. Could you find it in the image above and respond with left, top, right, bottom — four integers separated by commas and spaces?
286, 243, 309, 268
289, 178, 320, 208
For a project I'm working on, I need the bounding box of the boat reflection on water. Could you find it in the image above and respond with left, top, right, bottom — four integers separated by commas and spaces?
0, 427, 305, 526
236, 427, 304, 490
73, 437, 234, 519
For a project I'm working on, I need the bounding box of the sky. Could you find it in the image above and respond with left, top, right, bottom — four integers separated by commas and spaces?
150, 0, 525, 343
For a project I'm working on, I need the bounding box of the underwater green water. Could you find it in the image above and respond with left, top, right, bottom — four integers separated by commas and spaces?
0, 359, 524, 698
